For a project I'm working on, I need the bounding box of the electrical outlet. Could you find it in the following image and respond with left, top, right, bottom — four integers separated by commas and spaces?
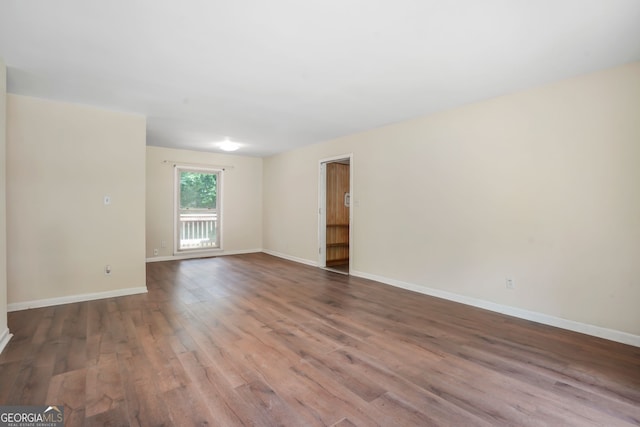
506, 278, 515, 290
105, 265, 112, 276
153, 248, 159, 256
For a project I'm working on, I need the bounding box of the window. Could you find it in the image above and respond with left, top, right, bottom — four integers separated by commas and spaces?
175, 167, 221, 252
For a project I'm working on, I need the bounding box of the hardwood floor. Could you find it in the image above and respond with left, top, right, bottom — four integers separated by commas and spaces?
1, 253, 639, 426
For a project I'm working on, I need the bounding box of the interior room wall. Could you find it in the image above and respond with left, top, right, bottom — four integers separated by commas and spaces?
6, 94, 147, 308
263, 62, 640, 340
0, 59, 9, 351
146, 146, 263, 259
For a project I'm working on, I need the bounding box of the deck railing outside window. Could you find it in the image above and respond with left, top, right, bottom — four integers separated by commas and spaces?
179, 210, 218, 250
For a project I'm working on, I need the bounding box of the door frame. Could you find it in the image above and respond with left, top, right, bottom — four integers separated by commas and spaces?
318, 154, 353, 272
173, 165, 224, 255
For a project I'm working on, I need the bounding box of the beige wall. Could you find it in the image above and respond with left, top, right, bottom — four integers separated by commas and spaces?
0, 60, 7, 346
263, 62, 640, 337
146, 146, 262, 259
7, 95, 146, 306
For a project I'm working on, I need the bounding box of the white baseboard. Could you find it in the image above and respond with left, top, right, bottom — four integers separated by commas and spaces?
146, 248, 262, 263
7, 286, 148, 312
0, 327, 12, 354
351, 270, 640, 348
261, 249, 318, 267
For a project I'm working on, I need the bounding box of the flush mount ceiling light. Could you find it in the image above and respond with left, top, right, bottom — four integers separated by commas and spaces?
217, 139, 240, 152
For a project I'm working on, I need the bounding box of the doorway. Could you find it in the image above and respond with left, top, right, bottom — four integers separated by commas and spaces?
174, 166, 221, 253
319, 155, 352, 275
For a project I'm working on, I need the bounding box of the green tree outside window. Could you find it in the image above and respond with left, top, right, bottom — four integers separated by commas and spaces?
180, 172, 217, 209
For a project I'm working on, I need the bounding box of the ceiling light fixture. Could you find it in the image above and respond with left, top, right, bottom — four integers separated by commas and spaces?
217, 139, 240, 152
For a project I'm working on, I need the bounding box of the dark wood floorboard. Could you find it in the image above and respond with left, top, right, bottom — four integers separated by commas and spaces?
1, 252, 639, 426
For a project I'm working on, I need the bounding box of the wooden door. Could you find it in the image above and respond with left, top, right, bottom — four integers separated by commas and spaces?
325, 163, 350, 267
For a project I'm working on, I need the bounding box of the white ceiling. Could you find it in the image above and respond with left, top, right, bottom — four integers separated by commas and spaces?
1, 1, 639, 157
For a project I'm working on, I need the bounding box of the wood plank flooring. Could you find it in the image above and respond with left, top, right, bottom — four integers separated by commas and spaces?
1, 253, 639, 426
